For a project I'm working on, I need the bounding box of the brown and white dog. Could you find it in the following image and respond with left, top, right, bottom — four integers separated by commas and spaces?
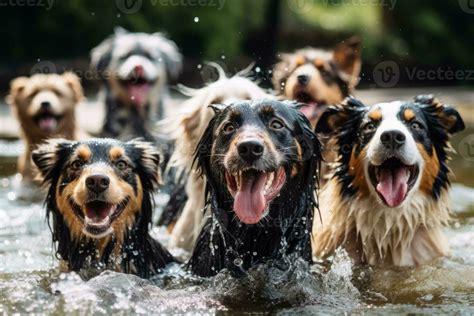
272, 37, 361, 127
90, 27, 182, 141
160, 65, 274, 251
6, 73, 85, 181
312, 95, 465, 266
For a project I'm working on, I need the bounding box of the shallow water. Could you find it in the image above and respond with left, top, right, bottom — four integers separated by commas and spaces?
1, 120, 474, 314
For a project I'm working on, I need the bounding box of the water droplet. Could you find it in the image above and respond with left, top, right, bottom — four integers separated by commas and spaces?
194, 17, 199, 22
221, 55, 226, 60
252, 251, 257, 256
197, 64, 202, 69
233, 258, 243, 266
255, 67, 261, 73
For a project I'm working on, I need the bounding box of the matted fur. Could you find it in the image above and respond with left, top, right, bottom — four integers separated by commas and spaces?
312, 96, 464, 266
161, 64, 274, 251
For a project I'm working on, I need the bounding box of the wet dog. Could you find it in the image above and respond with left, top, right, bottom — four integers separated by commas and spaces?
6, 73, 85, 181
187, 100, 320, 277
312, 96, 465, 266
32, 138, 175, 277
158, 65, 274, 251
272, 37, 361, 127
91, 27, 182, 141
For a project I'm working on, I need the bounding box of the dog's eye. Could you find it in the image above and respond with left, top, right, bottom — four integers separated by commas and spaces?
410, 121, 422, 131
363, 122, 376, 133
115, 160, 128, 170
223, 122, 235, 134
270, 119, 284, 130
70, 160, 83, 170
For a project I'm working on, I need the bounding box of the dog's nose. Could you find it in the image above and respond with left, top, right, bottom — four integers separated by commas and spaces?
85, 174, 110, 193
297, 74, 309, 85
237, 140, 264, 162
380, 130, 406, 149
40, 101, 51, 109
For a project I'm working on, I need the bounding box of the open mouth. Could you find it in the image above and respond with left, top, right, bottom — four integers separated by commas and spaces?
77, 198, 129, 238
294, 91, 326, 122
368, 158, 419, 208
120, 77, 155, 107
225, 167, 286, 225
33, 111, 61, 133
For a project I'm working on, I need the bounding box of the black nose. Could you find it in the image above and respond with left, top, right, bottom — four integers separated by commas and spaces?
297, 74, 309, 85
85, 174, 110, 193
40, 101, 51, 109
237, 140, 264, 162
380, 130, 406, 150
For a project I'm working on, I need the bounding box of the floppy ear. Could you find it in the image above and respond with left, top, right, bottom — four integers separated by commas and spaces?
90, 36, 113, 74
62, 72, 84, 104
332, 37, 362, 89
272, 53, 291, 92
316, 97, 366, 135
6, 76, 29, 105
32, 138, 72, 183
152, 32, 182, 80
415, 95, 465, 135
128, 140, 162, 190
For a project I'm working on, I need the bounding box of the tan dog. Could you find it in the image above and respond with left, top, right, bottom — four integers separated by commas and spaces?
6, 73, 85, 180
273, 37, 361, 128
162, 65, 274, 251
312, 96, 465, 266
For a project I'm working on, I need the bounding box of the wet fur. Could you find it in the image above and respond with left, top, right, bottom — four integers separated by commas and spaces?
312, 96, 465, 266
187, 100, 321, 277
158, 65, 274, 251
6, 73, 86, 181
32, 138, 175, 278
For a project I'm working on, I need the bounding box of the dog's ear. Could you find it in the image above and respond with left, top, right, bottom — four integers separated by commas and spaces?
128, 140, 162, 190
333, 37, 362, 89
415, 95, 465, 135
208, 103, 228, 114
62, 72, 84, 104
90, 35, 113, 75
316, 97, 366, 135
272, 53, 291, 93
152, 32, 182, 80
6, 76, 29, 105
32, 138, 72, 183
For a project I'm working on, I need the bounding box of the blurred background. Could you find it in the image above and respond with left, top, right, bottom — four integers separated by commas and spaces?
1, 0, 474, 90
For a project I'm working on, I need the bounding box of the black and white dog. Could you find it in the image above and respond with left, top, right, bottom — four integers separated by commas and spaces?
91, 27, 182, 141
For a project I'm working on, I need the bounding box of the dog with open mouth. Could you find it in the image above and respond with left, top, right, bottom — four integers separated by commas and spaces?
272, 37, 361, 128
32, 138, 175, 277
312, 95, 465, 266
90, 27, 182, 141
187, 99, 320, 277
6, 72, 86, 181
157, 64, 275, 252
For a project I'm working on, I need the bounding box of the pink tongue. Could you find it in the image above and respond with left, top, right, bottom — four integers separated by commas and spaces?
299, 102, 319, 121
376, 168, 409, 207
127, 83, 150, 106
38, 117, 57, 133
233, 173, 268, 224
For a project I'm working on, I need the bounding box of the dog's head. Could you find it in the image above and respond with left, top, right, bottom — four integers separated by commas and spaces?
317, 96, 465, 208
6, 73, 83, 138
197, 99, 320, 225
32, 138, 161, 240
273, 37, 361, 126
91, 27, 182, 107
